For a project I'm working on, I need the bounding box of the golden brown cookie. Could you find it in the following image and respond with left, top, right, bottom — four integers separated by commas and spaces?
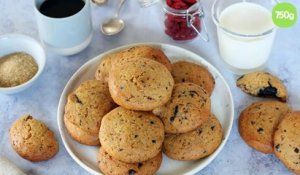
171, 61, 215, 96
163, 114, 223, 161
153, 82, 210, 134
237, 71, 288, 102
99, 107, 165, 163
109, 57, 174, 111
239, 101, 291, 154
95, 52, 118, 82
64, 80, 115, 146
97, 147, 162, 175
95, 45, 172, 82
9, 115, 59, 162
274, 111, 300, 174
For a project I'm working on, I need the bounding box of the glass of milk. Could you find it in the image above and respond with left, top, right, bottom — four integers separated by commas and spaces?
212, 0, 278, 75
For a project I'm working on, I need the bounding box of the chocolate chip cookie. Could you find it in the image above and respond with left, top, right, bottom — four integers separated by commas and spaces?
274, 111, 300, 174
171, 61, 215, 96
109, 57, 174, 111
97, 147, 162, 175
163, 114, 223, 161
95, 45, 172, 82
9, 115, 59, 162
64, 80, 115, 146
99, 107, 165, 163
239, 101, 291, 154
153, 82, 210, 134
237, 71, 288, 101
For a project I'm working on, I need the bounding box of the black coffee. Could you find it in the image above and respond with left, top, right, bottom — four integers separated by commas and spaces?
39, 0, 85, 18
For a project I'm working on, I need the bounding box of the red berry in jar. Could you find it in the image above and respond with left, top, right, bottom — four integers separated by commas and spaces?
164, 0, 201, 41
166, 0, 198, 10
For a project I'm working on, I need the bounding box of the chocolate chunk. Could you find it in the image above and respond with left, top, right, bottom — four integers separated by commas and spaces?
237, 75, 245, 81
170, 105, 179, 122
128, 169, 136, 175
251, 121, 255, 125
152, 140, 156, 143
147, 96, 153, 100
134, 135, 138, 138
189, 90, 199, 97
211, 126, 215, 131
275, 144, 280, 151
295, 148, 299, 153
150, 121, 154, 124
197, 129, 202, 135
25, 115, 33, 121
138, 162, 143, 168
258, 81, 278, 98
257, 127, 264, 133
74, 94, 83, 104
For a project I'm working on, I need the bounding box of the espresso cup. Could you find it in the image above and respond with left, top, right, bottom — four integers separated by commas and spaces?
34, 0, 93, 55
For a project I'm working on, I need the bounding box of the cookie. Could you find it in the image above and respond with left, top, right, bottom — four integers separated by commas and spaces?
239, 101, 291, 154
9, 115, 59, 162
163, 114, 223, 161
153, 82, 210, 134
109, 57, 174, 111
95, 45, 172, 82
95, 52, 118, 82
97, 147, 162, 175
274, 111, 300, 174
64, 80, 115, 146
237, 71, 288, 102
171, 61, 215, 95
99, 107, 165, 163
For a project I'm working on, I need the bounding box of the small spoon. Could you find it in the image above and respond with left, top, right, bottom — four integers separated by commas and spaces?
101, 0, 126, 35
91, 0, 107, 6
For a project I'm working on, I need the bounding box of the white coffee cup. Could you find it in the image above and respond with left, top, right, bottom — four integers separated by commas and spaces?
34, 0, 93, 56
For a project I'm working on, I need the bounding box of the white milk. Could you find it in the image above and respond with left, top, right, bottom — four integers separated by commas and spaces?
217, 2, 275, 74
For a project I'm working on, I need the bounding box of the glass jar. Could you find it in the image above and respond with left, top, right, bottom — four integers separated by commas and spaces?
162, 0, 209, 42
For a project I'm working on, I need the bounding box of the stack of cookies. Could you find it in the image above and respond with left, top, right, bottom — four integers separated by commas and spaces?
237, 71, 300, 174
64, 45, 224, 175
154, 60, 224, 161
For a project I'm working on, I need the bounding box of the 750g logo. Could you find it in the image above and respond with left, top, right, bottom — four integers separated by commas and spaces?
272, 2, 297, 28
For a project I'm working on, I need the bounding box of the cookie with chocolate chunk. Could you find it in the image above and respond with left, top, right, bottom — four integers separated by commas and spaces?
236, 71, 288, 101
172, 61, 215, 96
163, 114, 223, 161
274, 111, 300, 174
64, 80, 115, 146
239, 101, 291, 154
109, 57, 174, 111
97, 147, 162, 175
95, 52, 119, 82
9, 115, 59, 162
153, 82, 210, 134
99, 107, 165, 163
95, 45, 172, 82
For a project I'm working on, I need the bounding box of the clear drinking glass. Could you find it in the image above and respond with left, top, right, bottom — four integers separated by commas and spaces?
212, 0, 278, 75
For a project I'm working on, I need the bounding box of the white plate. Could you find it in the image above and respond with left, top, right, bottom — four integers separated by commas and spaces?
57, 43, 234, 175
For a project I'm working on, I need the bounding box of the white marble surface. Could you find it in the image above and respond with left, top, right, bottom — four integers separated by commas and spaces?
0, 0, 299, 174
